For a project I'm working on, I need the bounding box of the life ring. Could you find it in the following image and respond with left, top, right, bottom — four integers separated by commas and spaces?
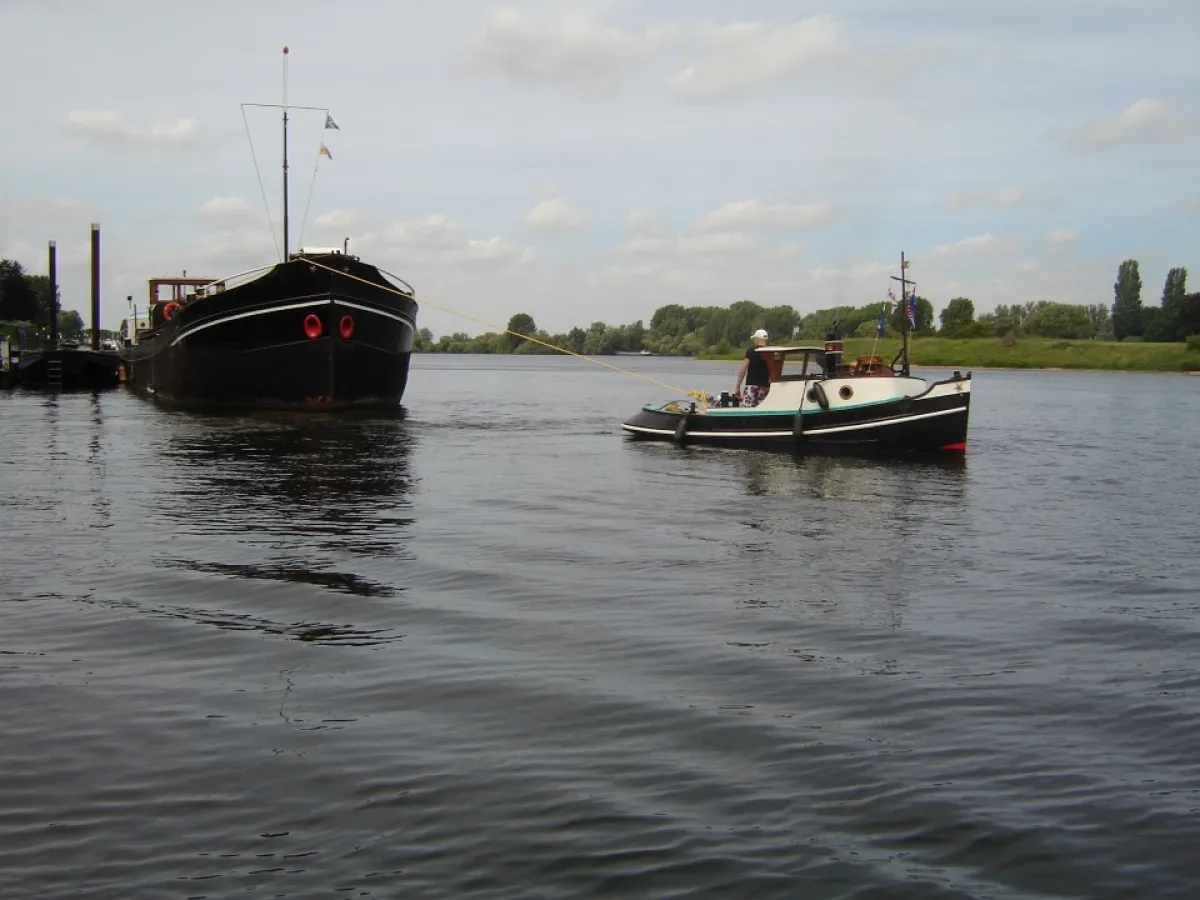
163, 301, 183, 320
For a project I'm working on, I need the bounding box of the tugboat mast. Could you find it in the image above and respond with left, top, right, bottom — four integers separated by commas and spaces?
890, 251, 915, 377
282, 46, 290, 259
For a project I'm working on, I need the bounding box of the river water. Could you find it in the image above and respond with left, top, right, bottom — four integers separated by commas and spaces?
2, 355, 1198, 899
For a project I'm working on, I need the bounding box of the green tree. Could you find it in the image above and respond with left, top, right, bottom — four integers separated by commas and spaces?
1023, 303, 1093, 339
1084, 304, 1113, 340
505, 313, 537, 350
1154, 267, 1189, 342
1179, 292, 1200, 338
58, 309, 85, 342
890, 295, 935, 335
0, 259, 42, 323
566, 327, 586, 353
23, 274, 59, 324
939, 297, 975, 334
412, 327, 434, 351
1162, 267, 1188, 310
1112, 259, 1143, 341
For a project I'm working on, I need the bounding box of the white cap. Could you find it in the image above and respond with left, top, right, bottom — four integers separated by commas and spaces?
751, 328, 768, 340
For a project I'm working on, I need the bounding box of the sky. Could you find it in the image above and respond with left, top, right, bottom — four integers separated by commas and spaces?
1, 0, 1197, 338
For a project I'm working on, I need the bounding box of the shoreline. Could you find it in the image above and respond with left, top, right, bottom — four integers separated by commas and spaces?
689, 358, 1200, 376
689, 337, 1200, 376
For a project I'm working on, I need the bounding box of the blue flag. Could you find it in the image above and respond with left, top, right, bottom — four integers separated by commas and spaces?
907, 293, 918, 329
876, 305, 886, 337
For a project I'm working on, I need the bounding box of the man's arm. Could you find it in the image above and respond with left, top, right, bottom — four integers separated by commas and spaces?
735, 358, 749, 392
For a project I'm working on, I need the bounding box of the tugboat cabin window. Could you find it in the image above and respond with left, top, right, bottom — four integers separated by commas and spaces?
776, 351, 824, 381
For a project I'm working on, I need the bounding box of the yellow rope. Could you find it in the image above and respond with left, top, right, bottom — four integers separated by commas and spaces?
304, 258, 705, 400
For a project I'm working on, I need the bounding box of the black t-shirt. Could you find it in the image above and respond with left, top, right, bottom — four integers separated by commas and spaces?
744, 346, 770, 387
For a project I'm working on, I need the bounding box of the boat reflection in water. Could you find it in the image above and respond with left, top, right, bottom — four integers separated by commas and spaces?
729, 452, 970, 631
146, 415, 418, 646
160, 413, 417, 555
739, 450, 966, 502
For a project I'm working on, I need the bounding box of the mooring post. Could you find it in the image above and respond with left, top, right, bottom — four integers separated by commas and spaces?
48, 240, 59, 346
90, 223, 101, 350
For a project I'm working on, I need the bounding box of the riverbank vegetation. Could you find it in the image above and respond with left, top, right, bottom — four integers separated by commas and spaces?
4, 251, 1197, 370
412, 258, 1199, 371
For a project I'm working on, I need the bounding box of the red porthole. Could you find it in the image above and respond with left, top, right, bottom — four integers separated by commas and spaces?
303, 314, 322, 339
339, 314, 355, 340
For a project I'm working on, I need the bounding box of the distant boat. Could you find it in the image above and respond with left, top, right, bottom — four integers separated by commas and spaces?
118, 48, 418, 411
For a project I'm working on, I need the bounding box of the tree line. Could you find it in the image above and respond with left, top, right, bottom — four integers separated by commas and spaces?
6, 250, 1196, 355
0, 258, 86, 341
417, 259, 1198, 355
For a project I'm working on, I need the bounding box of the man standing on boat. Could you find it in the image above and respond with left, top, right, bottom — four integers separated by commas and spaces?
735, 328, 771, 407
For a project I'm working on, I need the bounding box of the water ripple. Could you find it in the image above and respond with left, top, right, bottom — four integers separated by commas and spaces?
2, 366, 1200, 898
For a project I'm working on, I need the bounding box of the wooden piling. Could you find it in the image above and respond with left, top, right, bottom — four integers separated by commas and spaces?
90, 223, 100, 351
48, 240, 59, 345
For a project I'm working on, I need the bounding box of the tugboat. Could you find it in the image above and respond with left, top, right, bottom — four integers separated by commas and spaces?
119, 48, 418, 411
621, 253, 972, 456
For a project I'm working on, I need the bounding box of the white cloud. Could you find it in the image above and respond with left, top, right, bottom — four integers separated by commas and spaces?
669, 16, 847, 102
622, 231, 757, 256
456, 236, 536, 267
1069, 98, 1200, 149
0, 196, 102, 227
625, 206, 668, 237
311, 209, 363, 230
376, 214, 464, 249
463, 7, 676, 98
945, 188, 1027, 210
929, 233, 1021, 257
348, 213, 537, 271
198, 196, 251, 220
694, 199, 834, 232
522, 197, 591, 235
65, 110, 200, 150
190, 227, 280, 269
1045, 228, 1078, 244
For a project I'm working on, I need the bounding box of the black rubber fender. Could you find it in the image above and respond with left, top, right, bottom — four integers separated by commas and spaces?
673, 416, 688, 445
811, 381, 830, 411
792, 407, 805, 440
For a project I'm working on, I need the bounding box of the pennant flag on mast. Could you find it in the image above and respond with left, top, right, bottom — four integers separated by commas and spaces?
324, 112, 339, 130
876, 304, 887, 337
319, 142, 332, 160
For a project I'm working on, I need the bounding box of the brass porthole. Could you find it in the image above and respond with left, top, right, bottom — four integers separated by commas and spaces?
839, 386, 854, 400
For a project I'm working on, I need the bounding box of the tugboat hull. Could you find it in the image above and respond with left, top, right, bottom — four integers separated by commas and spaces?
622, 372, 972, 457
